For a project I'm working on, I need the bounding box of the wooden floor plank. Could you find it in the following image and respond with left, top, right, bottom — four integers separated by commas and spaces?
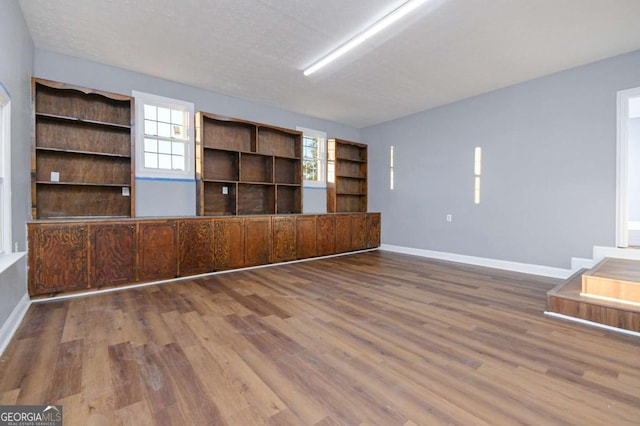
1, 251, 639, 424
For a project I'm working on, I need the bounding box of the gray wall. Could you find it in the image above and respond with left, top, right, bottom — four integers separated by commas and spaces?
363, 49, 640, 268
34, 50, 359, 217
629, 117, 640, 222
0, 2, 33, 328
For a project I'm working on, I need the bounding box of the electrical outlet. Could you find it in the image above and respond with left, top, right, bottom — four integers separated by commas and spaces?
446, 214, 452, 222
222, 186, 229, 195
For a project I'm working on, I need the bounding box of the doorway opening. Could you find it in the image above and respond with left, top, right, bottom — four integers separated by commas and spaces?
616, 87, 640, 248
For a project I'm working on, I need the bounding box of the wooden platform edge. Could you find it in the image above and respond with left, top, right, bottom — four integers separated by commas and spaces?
546, 266, 640, 333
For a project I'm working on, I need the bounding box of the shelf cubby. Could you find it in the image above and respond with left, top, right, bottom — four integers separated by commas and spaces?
277, 186, 301, 214
203, 181, 237, 216
240, 153, 273, 183
203, 149, 239, 181
238, 184, 275, 215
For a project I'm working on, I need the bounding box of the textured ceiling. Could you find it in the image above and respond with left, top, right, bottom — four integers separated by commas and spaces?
18, 0, 640, 128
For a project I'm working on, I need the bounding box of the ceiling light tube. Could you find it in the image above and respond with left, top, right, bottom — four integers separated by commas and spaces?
303, 0, 429, 76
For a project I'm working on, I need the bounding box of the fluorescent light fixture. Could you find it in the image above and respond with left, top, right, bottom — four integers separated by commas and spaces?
303, 0, 429, 76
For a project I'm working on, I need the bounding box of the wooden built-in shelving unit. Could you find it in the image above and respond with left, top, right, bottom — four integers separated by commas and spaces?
196, 112, 302, 216
327, 138, 368, 212
32, 78, 134, 219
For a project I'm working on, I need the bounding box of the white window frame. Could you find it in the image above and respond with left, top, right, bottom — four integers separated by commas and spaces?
132, 91, 195, 180
0, 82, 11, 256
297, 126, 327, 188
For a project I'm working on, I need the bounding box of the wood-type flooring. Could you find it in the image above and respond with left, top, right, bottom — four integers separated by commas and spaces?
1, 251, 639, 425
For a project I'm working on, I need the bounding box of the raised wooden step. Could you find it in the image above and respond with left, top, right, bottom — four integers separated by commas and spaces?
581, 258, 640, 304
546, 266, 640, 333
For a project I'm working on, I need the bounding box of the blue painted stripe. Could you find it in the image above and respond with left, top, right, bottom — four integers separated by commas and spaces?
135, 177, 196, 183
303, 186, 327, 190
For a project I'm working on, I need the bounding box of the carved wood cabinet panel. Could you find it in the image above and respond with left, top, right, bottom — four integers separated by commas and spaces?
214, 218, 245, 270
316, 214, 336, 256
272, 217, 296, 263
28, 223, 89, 295
245, 217, 272, 267
138, 220, 178, 282
28, 213, 380, 296
335, 214, 353, 254
296, 216, 317, 259
91, 222, 136, 288
178, 219, 214, 277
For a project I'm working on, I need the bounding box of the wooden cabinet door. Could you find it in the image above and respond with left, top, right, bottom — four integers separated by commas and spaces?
316, 214, 335, 256
351, 214, 368, 251
214, 218, 245, 270
296, 215, 316, 259
335, 214, 353, 253
138, 220, 177, 282
28, 223, 89, 295
367, 213, 381, 248
178, 219, 214, 277
90, 222, 136, 288
245, 217, 272, 267
272, 217, 296, 263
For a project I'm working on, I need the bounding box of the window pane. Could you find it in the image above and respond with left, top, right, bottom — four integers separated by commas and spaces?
144, 138, 158, 153
144, 104, 157, 120
158, 154, 172, 169
172, 142, 184, 156
144, 120, 157, 136
157, 122, 171, 138
145, 152, 158, 168
171, 109, 184, 125
158, 140, 172, 154
157, 107, 171, 123
172, 155, 185, 171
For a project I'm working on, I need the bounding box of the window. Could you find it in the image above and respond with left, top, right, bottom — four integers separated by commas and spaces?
0, 82, 11, 255
474, 146, 482, 204
297, 127, 327, 188
133, 91, 195, 179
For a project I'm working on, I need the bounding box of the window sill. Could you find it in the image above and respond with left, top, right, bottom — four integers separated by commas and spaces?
0, 252, 26, 275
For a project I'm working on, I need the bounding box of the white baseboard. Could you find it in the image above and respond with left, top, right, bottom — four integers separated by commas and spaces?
0, 293, 31, 356
544, 311, 640, 338
380, 244, 572, 279
571, 257, 598, 270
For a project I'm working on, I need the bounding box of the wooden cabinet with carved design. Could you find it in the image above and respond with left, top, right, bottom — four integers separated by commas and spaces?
214, 218, 244, 270
178, 219, 214, 277
245, 217, 272, 266
316, 214, 336, 256
28, 223, 89, 295
273, 216, 296, 262
27, 213, 381, 296
296, 215, 317, 259
91, 222, 136, 288
137, 220, 178, 282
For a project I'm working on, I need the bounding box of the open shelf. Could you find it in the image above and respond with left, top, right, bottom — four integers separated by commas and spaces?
238, 184, 275, 215
240, 153, 273, 183
203, 149, 239, 181
277, 186, 301, 214
36, 150, 131, 186
257, 126, 301, 158
203, 181, 237, 216
36, 184, 132, 219
201, 114, 256, 152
